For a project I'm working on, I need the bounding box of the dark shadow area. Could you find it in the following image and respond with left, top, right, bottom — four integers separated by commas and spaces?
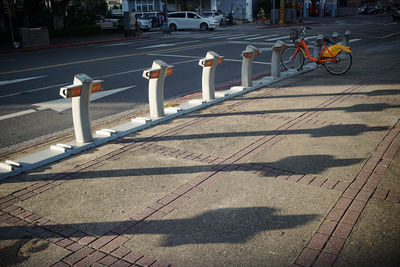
185, 103, 400, 118
232, 89, 400, 101
129, 124, 388, 143
0, 233, 49, 266
2, 155, 364, 183
135, 207, 318, 246
263, 155, 363, 176
0, 207, 318, 247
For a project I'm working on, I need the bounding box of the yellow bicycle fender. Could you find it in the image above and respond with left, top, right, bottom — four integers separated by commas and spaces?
323, 44, 352, 57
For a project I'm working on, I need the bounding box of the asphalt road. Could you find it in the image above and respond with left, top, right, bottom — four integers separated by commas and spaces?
0, 15, 399, 153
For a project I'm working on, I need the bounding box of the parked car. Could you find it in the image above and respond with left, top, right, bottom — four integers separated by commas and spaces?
202, 11, 225, 24
137, 17, 152, 31
139, 11, 164, 27
133, 13, 153, 31
111, 9, 123, 17
392, 4, 400, 21
167, 11, 218, 31
359, 5, 381, 15
96, 17, 119, 29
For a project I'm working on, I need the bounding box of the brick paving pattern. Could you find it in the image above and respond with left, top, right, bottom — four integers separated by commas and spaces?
0, 60, 399, 266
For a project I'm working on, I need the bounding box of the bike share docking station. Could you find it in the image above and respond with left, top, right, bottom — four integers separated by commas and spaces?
0, 47, 318, 180
138, 60, 175, 122
271, 41, 286, 78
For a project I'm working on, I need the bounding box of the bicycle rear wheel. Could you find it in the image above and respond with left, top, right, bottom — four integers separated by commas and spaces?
324, 51, 352, 75
281, 46, 305, 70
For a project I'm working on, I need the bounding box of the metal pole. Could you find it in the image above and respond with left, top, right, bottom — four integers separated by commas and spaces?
163, 0, 171, 34
6, 0, 16, 47
272, 0, 275, 24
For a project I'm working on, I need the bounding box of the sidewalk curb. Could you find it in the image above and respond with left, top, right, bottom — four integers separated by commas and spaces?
0, 35, 150, 54
0, 64, 317, 181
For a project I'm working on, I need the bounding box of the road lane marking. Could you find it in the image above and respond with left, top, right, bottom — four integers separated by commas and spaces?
0, 75, 47, 86
227, 34, 260, 40
228, 41, 275, 46
0, 82, 69, 99
138, 40, 200, 49
98, 42, 136, 47
210, 33, 247, 39
265, 35, 290, 41
147, 53, 202, 59
0, 41, 228, 76
34, 86, 135, 112
0, 109, 37, 121
0, 86, 136, 121
245, 34, 279, 40
305, 36, 318, 40
381, 32, 400, 39
349, 39, 362, 43
0, 55, 212, 100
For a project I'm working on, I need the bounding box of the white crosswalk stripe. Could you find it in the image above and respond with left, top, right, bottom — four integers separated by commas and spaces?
245, 34, 279, 40
210, 33, 248, 39
164, 32, 362, 47
265, 35, 290, 41
227, 34, 260, 40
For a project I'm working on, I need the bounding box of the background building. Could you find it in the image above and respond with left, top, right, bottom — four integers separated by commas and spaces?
122, 0, 253, 20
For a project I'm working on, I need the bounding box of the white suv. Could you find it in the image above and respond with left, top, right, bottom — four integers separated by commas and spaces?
167, 11, 218, 31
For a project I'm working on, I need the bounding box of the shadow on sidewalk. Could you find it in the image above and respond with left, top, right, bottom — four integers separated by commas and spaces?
185, 103, 400, 118
4, 155, 363, 183
233, 89, 400, 101
0, 207, 318, 246
138, 124, 389, 142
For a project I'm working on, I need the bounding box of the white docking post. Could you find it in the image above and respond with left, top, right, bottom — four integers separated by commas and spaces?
331, 32, 341, 44
313, 34, 324, 59
271, 41, 284, 78
343, 30, 352, 46
59, 74, 104, 144
142, 60, 174, 119
198, 51, 224, 101
241, 45, 260, 88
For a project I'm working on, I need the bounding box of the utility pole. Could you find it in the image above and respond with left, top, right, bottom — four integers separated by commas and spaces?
272, 0, 275, 24
279, 0, 285, 24
122, 0, 130, 37
163, 0, 171, 34
6, 0, 18, 48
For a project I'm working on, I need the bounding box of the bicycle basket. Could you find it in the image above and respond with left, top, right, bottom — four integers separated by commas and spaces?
289, 28, 300, 42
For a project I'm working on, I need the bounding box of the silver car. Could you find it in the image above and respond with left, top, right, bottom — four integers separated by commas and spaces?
137, 17, 152, 31
202, 11, 225, 25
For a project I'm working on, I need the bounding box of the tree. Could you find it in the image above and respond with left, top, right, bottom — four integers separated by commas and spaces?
50, 0, 70, 30
23, 0, 108, 30
64, 0, 108, 28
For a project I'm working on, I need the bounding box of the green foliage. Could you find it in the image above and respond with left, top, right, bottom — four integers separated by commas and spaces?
65, 0, 109, 27
254, 0, 275, 18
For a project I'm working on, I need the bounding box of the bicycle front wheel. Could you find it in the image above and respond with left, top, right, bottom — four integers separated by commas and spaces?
281, 46, 305, 70
324, 51, 352, 75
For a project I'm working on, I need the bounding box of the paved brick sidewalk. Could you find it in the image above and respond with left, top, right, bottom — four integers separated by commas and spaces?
0, 36, 399, 266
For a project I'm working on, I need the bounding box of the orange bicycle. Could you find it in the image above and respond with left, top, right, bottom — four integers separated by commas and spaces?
281, 27, 352, 75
